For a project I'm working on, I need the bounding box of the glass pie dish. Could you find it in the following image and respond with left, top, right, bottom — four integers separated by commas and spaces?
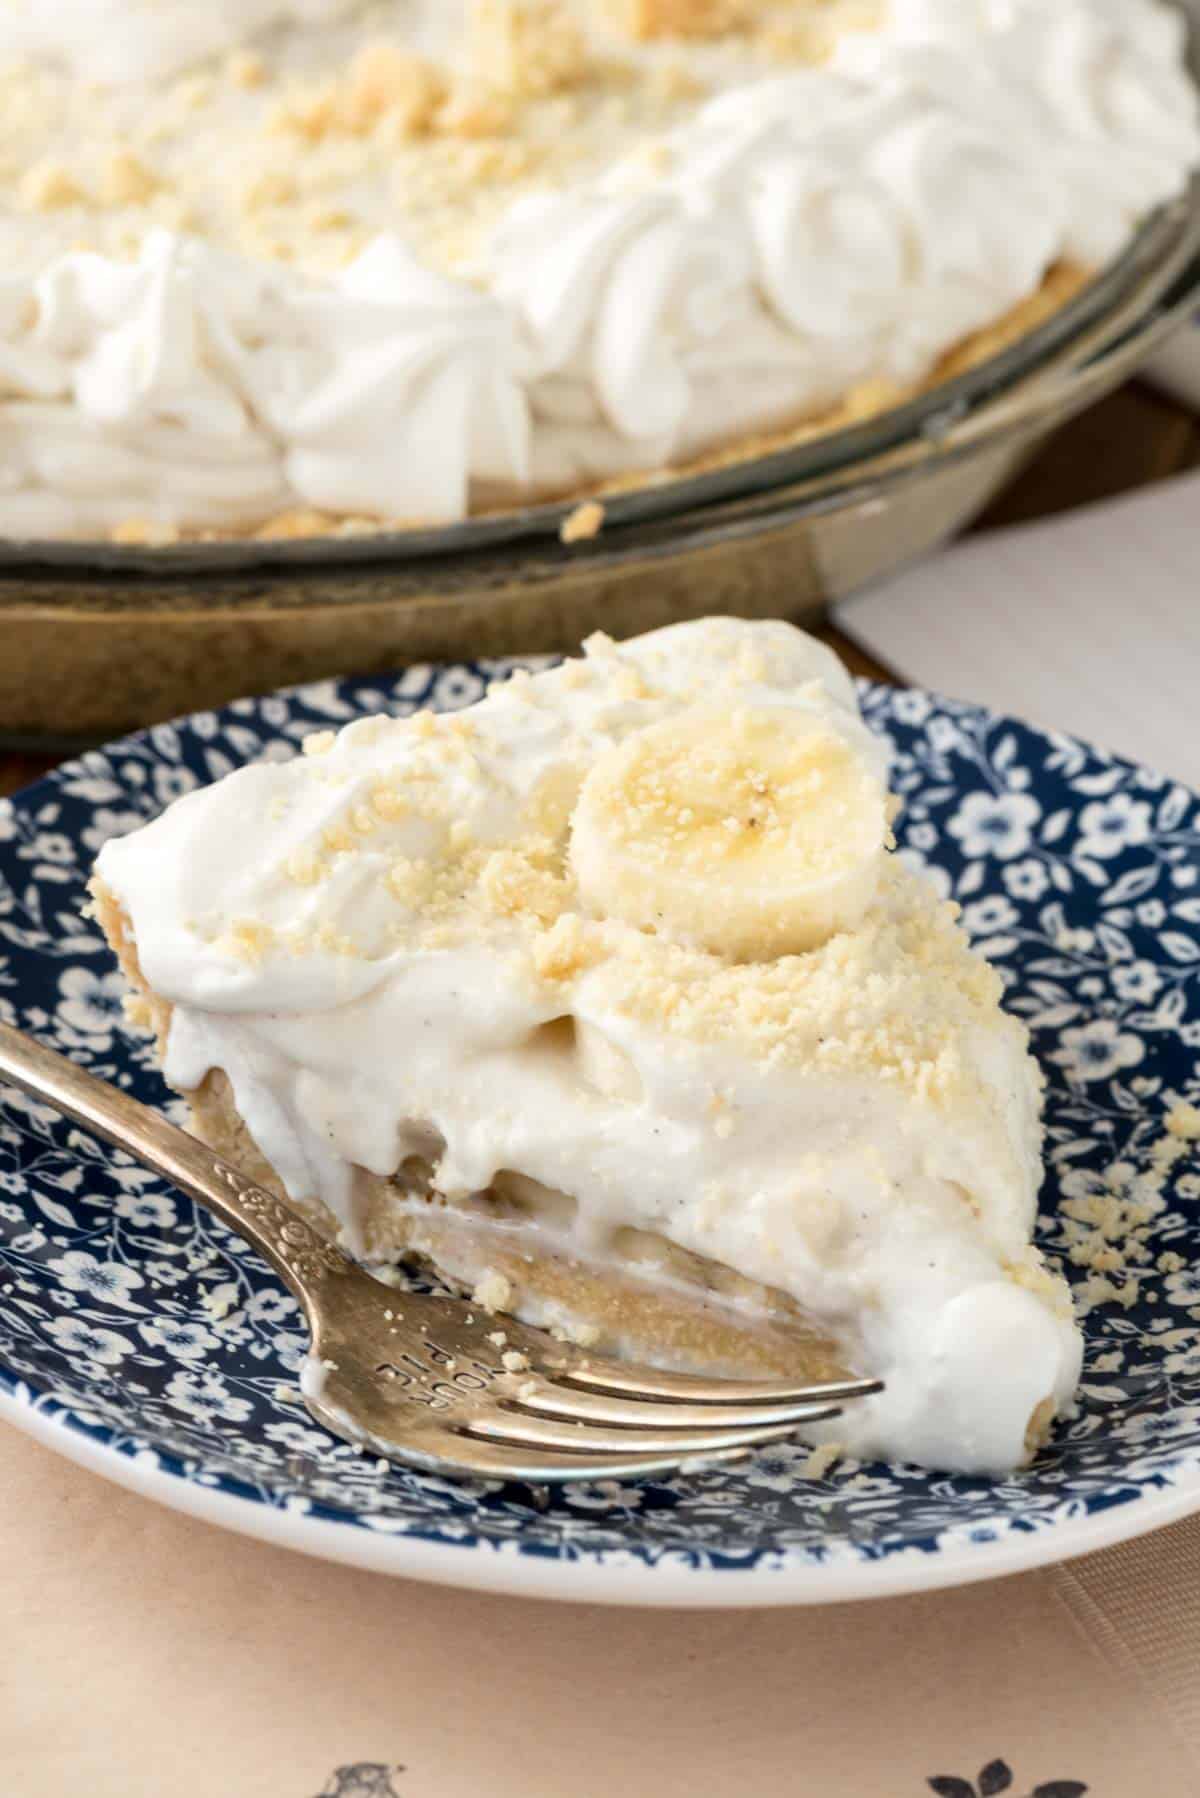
4, 169, 1199, 748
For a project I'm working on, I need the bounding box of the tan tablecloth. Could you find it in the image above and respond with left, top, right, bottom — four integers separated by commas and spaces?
3, 1425, 1197, 1798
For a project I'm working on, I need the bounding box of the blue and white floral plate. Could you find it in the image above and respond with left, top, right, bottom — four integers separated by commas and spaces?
1, 663, 1199, 1608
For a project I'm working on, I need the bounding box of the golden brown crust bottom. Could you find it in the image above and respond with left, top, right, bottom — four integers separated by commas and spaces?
91, 876, 849, 1380
362, 1201, 849, 1379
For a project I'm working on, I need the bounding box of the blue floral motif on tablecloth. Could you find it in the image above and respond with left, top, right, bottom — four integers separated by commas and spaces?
0, 662, 1198, 1578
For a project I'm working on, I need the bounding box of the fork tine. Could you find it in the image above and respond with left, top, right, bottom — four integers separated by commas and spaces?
513, 1375, 855, 1431
462, 1407, 827, 1456
558, 1361, 884, 1407
412, 1433, 754, 1484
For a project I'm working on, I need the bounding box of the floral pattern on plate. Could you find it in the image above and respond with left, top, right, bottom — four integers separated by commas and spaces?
0, 664, 1198, 1590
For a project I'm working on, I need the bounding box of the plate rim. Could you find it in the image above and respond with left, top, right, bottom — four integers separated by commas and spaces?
2, 669, 1199, 1607
6, 1388, 1200, 1607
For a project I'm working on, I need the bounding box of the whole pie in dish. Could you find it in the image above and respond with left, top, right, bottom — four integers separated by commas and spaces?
0, 0, 1196, 544
93, 618, 1083, 1474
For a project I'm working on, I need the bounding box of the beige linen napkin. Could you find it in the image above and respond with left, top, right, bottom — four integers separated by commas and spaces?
2, 1426, 1196, 1798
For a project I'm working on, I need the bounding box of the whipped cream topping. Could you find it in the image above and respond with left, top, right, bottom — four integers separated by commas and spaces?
0, 0, 357, 86
0, 232, 530, 535
97, 618, 1083, 1474
0, 0, 1197, 538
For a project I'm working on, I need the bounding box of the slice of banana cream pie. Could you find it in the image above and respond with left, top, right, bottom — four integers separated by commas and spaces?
92, 618, 1082, 1474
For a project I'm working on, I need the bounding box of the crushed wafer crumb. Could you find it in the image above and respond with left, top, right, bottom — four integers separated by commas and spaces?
121, 992, 154, 1032
801, 1441, 844, 1480
560, 499, 606, 544
268, 44, 446, 144
216, 918, 276, 965
239, 169, 299, 214
501, 1348, 531, 1372
172, 73, 215, 113
549, 1318, 603, 1347
435, 82, 517, 139
473, 1270, 514, 1312
101, 149, 162, 206
648, 60, 706, 102
19, 158, 87, 210
202, 1285, 236, 1320
256, 508, 339, 541
344, 42, 446, 134
1076, 1271, 1141, 1314
110, 518, 182, 548
227, 48, 267, 89
601, 0, 754, 40
468, 1, 589, 98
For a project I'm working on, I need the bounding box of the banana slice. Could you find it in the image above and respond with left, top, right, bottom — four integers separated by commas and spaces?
569, 705, 889, 960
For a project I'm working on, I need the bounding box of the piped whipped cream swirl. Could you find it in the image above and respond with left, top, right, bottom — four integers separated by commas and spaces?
0, 233, 530, 534
0, 0, 1196, 538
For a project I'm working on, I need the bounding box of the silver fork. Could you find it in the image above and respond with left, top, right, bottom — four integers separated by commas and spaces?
0, 1019, 881, 1484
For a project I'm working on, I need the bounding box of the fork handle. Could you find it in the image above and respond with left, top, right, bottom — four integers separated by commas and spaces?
0, 1018, 348, 1305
